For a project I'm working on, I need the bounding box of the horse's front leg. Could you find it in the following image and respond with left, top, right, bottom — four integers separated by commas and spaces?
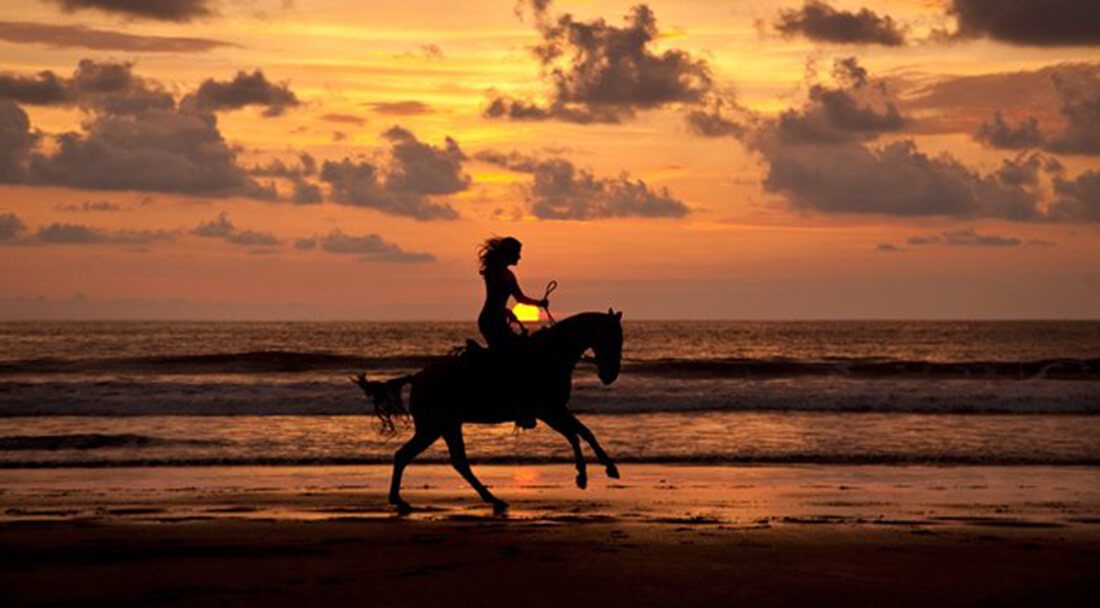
568, 412, 619, 479
442, 426, 508, 514
540, 411, 587, 489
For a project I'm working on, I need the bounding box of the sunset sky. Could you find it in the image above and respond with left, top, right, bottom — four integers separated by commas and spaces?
1, 0, 1097, 319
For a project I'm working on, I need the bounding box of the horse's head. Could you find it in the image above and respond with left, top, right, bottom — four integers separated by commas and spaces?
593, 308, 623, 385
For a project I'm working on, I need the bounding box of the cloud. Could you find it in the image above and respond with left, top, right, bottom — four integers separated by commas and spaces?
874, 243, 900, 252
366, 101, 434, 115
44, 0, 215, 22
486, 3, 714, 123
685, 99, 746, 137
192, 212, 280, 247
182, 70, 299, 117
319, 127, 468, 220
974, 112, 1044, 149
0, 21, 234, 52
0, 212, 27, 241
726, 60, 1099, 223
1049, 170, 1100, 221
769, 57, 905, 144
948, 0, 1100, 46
891, 63, 1098, 142
320, 113, 365, 125
249, 153, 316, 178
55, 200, 125, 212
300, 230, 435, 263
28, 107, 274, 197
1045, 73, 1100, 155
477, 150, 689, 220
0, 70, 70, 105
0, 101, 37, 181
34, 222, 175, 245
969, 69, 1099, 155
0, 60, 278, 199
907, 227, 1024, 247
0, 59, 175, 113
756, 139, 1044, 220
773, 1, 906, 46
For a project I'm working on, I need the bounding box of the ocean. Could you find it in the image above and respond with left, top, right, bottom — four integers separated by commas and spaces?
0, 320, 1098, 467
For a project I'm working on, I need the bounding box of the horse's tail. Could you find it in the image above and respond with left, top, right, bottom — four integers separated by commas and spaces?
351, 372, 414, 435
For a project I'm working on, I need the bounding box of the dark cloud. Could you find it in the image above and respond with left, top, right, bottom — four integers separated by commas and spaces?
249, 153, 316, 178
756, 139, 1043, 220
0, 59, 174, 114
477, 150, 689, 220
192, 212, 280, 247
768, 58, 904, 144
308, 230, 435, 263
874, 243, 900, 252
487, 3, 714, 123
774, 1, 906, 46
974, 112, 1044, 149
34, 222, 175, 245
55, 200, 125, 212
1049, 170, 1100, 221
0, 101, 37, 181
684, 99, 745, 137
969, 69, 1099, 155
249, 154, 324, 204
0, 21, 234, 52
366, 101, 434, 115
182, 70, 299, 117
994, 152, 1056, 187
320, 113, 365, 125
948, 0, 1100, 46
907, 227, 1024, 247
729, 60, 1100, 222
1045, 73, 1100, 155
319, 127, 468, 220
0, 70, 69, 105
290, 179, 322, 204
45, 0, 215, 22
28, 107, 275, 198
0, 212, 27, 241
0, 60, 278, 198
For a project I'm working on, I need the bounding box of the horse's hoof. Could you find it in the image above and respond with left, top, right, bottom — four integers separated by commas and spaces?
576, 474, 588, 490
606, 464, 620, 479
491, 500, 509, 515
392, 500, 413, 515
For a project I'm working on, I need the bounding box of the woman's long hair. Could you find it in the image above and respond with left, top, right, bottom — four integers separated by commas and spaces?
478, 236, 521, 275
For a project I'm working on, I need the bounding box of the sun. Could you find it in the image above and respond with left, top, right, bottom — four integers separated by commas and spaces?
512, 303, 541, 323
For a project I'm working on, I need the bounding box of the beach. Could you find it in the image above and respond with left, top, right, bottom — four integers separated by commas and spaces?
2, 464, 1098, 607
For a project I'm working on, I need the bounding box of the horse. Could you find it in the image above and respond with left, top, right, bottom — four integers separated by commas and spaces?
353, 309, 624, 514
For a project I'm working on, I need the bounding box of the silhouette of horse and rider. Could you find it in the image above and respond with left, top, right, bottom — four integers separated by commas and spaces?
354, 237, 624, 514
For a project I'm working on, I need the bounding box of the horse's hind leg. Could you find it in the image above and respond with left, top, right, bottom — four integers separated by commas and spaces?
442, 427, 508, 514
389, 428, 440, 514
541, 411, 587, 489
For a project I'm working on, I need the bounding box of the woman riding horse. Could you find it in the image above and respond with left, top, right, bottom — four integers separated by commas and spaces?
354, 309, 624, 514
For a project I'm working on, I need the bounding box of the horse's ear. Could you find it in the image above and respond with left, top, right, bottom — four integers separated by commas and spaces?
614, 311, 622, 321
608, 307, 614, 315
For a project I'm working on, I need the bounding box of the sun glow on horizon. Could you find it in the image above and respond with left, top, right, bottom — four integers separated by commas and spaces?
513, 303, 541, 323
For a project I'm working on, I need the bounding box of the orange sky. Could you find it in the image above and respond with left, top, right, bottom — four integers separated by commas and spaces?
1, 0, 1097, 319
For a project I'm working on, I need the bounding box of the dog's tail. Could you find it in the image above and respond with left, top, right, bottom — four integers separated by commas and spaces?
351, 373, 415, 435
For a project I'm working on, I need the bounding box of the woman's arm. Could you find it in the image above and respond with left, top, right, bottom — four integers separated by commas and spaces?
506, 270, 547, 307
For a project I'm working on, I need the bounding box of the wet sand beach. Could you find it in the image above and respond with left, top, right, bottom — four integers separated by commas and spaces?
2, 464, 1098, 607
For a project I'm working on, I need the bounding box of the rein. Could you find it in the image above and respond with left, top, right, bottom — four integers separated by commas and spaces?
541, 280, 558, 325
